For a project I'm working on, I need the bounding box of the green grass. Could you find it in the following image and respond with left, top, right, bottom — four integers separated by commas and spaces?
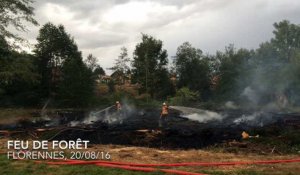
248, 128, 300, 154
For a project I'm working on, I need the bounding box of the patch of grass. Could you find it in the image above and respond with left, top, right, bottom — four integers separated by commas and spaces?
248, 128, 300, 154
0, 108, 35, 124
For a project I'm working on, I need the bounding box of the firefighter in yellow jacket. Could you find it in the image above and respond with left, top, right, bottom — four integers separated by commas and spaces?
115, 101, 123, 124
159, 102, 169, 128
116, 101, 122, 111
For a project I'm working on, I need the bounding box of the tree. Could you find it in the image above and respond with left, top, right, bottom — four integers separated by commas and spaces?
34, 23, 82, 98
109, 47, 130, 85
132, 34, 172, 99
271, 20, 300, 62
110, 47, 130, 74
85, 54, 98, 71
93, 65, 105, 77
0, 38, 39, 106
174, 42, 211, 100
170, 87, 199, 105
0, 0, 38, 45
85, 54, 105, 78
34, 23, 95, 107
57, 57, 94, 107
214, 45, 253, 101
240, 21, 300, 106
0, 34, 9, 55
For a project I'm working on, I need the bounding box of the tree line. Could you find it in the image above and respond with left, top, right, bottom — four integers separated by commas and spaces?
1, 1, 300, 108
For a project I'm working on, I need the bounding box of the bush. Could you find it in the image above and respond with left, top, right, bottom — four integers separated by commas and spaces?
169, 87, 199, 106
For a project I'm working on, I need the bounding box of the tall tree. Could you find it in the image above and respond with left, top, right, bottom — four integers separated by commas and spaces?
85, 54, 105, 78
34, 23, 81, 98
174, 42, 211, 100
109, 47, 130, 85
0, 37, 39, 106
132, 34, 172, 98
0, 0, 38, 45
271, 20, 300, 62
85, 54, 97, 71
57, 57, 94, 107
215, 45, 253, 101
110, 47, 130, 74
34, 23, 95, 107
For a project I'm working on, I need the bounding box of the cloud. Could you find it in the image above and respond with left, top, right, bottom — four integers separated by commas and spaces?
18, 0, 300, 74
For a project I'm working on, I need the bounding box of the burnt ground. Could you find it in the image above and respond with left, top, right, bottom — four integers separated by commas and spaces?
0, 108, 300, 150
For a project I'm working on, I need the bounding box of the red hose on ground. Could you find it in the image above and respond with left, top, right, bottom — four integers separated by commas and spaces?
36, 160, 206, 175
34, 157, 300, 175
94, 163, 206, 175
42, 157, 300, 167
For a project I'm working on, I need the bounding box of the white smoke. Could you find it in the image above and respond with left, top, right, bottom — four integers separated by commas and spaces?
184, 112, 223, 123
170, 106, 223, 123
224, 101, 238, 109
241, 86, 259, 105
83, 105, 113, 124
233, 112, 264, 127
70, 121, 80, 127
80, 100, 136, 125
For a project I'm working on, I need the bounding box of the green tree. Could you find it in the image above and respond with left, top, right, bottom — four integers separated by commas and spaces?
132, 34, 172, 99
246, 20, 300, 105
174, 42, 211, 100
85, 54, 98, 71
214, 45, 253, 101
85, 54, 105, 77
57, 57, 94, 107
110, 47, 130, 74
109, 47, 130, 85
93, 65, 105, 77
35, 23, 95, 107
170, 87, 199, 105
0, 37, 39, 106
271, 20, 300, 62
0, 0, 38, 45
34, 23, 82, 98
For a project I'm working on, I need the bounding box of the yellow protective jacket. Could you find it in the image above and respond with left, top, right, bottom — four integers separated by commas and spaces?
161, 106, 169, 115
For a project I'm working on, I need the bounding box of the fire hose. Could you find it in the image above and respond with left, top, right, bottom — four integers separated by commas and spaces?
35, 157, 300, 175
36, 159, 206, 175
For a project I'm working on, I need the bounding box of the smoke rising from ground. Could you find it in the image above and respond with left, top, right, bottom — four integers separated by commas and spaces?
78, 100, 136, 126
224, 101, 238, 109
241, 87, 260, 105
233, 112, 264, 127
171, 105, 280, 127
170, 106, 224, 123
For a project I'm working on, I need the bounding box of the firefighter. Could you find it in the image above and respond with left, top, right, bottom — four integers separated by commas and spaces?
116, 101, 122, 111
159, 102, 169, 128
115, 101, 123, 124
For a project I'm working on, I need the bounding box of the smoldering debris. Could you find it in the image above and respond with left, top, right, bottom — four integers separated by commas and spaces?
233, 112, 265, 127
1, 105, 299, 149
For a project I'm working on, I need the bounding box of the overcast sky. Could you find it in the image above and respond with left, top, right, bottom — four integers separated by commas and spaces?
20, 0, 300, 74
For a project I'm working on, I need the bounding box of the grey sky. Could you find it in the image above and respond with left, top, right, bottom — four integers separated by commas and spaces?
20, 0, 300, 74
